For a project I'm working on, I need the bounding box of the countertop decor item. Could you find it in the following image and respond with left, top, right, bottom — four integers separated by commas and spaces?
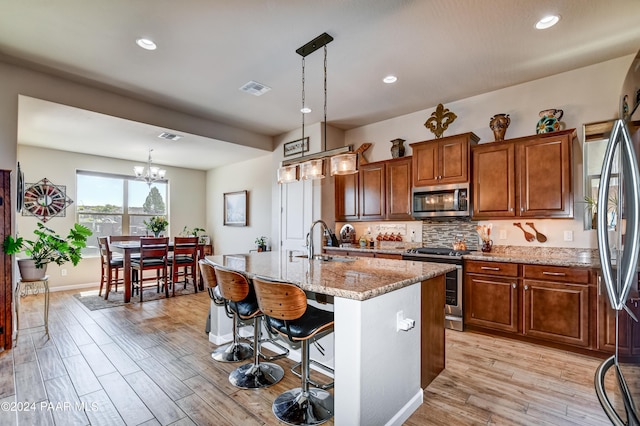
536, 108, 564, 134
144, 216, 168, 237
424, 103, 457, 138
390, 138, 406, 158
513, 222, 535, 242
489, 113, 510, 141
255, 236, 267, 251
475, 225, 493, 252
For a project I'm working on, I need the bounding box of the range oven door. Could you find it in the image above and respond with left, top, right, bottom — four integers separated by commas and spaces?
403, 254, 464, 331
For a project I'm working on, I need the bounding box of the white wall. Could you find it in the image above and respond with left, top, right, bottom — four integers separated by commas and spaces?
207, 154, 273, 255
342, 55, 635, 249
17, 145, 206, 290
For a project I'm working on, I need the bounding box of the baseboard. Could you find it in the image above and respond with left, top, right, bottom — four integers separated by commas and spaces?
209, 331, 233, 346
384, 389, 423, 426
48, 283, 98, 293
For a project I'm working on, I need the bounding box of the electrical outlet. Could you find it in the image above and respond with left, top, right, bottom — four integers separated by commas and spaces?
499, 230, 507, 240
563, 231, 573, 242
61, 269, 67, 276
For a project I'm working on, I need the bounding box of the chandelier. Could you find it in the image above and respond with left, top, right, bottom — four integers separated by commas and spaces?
277, 33, 358, 184
133, 148, 166, 186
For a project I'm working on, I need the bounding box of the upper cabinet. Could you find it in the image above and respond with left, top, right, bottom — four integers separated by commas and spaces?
335, 157, 412, 222
410, 132, 479, 187
472, 129, 575, 220
335, 172, 359, 222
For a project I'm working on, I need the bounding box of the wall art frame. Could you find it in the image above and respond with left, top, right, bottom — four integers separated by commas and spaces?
283, 137, 309, 157
224, 190, 247, 226
22, 177, 74, 222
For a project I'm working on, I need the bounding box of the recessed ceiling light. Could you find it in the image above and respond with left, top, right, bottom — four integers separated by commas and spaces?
136, 38, 157, 50
383, 75, 398, 84
301, 107, 312, 114
535, 15, 560, 30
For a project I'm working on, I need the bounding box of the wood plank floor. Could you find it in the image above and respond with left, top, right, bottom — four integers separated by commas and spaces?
0, 287, 615, 425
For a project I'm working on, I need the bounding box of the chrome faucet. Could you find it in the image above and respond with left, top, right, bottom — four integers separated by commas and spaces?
307, 220, 330, 260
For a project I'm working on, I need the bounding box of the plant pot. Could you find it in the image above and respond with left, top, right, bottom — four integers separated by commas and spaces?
17, 258, 47, 281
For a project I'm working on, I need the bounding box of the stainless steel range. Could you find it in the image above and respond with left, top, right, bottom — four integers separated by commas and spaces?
402, 247, 470, 331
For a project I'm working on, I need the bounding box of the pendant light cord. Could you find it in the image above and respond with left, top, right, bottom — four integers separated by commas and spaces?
323, 45, 328, 152
301, 56, 306, 158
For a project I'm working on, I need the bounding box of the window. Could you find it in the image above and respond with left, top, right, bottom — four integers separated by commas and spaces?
76, 171, 168, 255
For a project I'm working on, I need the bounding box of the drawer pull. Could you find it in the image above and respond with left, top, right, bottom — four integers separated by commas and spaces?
542, 271, 566, 277
481, 266, 500, 271
511, 283, 517, 289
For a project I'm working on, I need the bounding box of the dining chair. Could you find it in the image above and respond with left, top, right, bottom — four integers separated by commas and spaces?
98, 237, 124, 300
170, 236, 198, 295
130, 237, 169, 302
252, 276, 335, 425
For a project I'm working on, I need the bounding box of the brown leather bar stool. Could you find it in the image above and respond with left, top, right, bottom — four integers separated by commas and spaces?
213, 266, 285, 388
252, 277, 334, 425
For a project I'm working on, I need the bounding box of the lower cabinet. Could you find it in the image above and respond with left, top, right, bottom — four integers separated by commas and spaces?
465, 261, 519, 333
596, 272, 640, 357
465, 260, 593, 351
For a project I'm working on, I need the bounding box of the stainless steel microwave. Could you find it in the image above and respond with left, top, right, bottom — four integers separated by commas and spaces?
412, 183, 470, 218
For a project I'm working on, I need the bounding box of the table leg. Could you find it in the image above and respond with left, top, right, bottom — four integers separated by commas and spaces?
124, 250, 132, 303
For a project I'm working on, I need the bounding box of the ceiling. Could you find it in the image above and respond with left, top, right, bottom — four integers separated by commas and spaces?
3, 0, 640, 170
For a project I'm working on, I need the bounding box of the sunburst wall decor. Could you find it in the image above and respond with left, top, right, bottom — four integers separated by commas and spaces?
22, 177, 73, 222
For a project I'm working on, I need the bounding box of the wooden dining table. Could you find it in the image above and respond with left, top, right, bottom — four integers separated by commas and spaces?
110, 240, 211, 302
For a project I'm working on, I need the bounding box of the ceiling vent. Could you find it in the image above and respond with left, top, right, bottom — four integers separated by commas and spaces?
239, 80, 271, 96
158, 132, 182, 141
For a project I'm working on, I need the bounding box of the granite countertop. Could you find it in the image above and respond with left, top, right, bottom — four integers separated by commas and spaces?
326, 244, 601, 268
462, 246, 600, 268
323, 243, 419, 255
205, 251, 455, 301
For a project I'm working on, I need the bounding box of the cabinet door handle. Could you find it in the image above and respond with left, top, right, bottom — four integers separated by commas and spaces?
524, 285, 529, 290
481, 266, 500, 271
520, 207, 524, 212
542, 271, 566, 277
509, 207, 514, 212
512, 283, 517, 288
598, 275, 601, 296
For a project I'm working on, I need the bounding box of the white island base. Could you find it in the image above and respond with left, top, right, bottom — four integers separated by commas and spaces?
208, 276, 445, 425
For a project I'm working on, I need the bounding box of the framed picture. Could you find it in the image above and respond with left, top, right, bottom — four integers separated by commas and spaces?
284, 137, 309, 157
224, 190, 247, 226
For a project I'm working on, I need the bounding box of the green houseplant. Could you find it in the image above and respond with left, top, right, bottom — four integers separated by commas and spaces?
144, 216, 168, 237
3, 222, 93, 280
255, 236, 267, 252
180, 225, 209, 244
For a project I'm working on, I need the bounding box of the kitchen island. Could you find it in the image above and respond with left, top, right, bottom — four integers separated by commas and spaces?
205, 251, 455, 425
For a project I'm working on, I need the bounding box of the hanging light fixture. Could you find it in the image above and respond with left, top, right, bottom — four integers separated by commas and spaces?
277, 32, 357, 184
133, 148, 166, 186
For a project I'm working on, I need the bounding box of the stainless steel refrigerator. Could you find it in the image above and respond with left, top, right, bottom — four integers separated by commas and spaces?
595, 49, 640, 425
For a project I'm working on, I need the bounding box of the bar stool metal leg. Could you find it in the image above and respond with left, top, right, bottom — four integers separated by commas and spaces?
212, 310, 253, 362
229, 316, 284, 389
272, 339, 334, 425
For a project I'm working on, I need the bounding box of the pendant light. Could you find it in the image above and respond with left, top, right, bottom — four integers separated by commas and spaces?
277, 32, 357, 183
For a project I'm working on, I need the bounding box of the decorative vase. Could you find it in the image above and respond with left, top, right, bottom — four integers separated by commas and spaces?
153, 231, 161, 237
17, 259, 47, 281
390, 138, 406, 158
481, 239, 493, 253
536, 108, 564, 134
489, 113, 510, 141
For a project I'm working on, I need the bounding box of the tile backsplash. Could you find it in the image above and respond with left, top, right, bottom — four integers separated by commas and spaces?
421, 218, 480, 249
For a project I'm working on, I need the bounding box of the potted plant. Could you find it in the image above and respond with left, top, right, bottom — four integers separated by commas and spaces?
181, 225, 209, 244
255, 236, 267, 252
2, 222, 93, 280
144, 216, 168, 237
